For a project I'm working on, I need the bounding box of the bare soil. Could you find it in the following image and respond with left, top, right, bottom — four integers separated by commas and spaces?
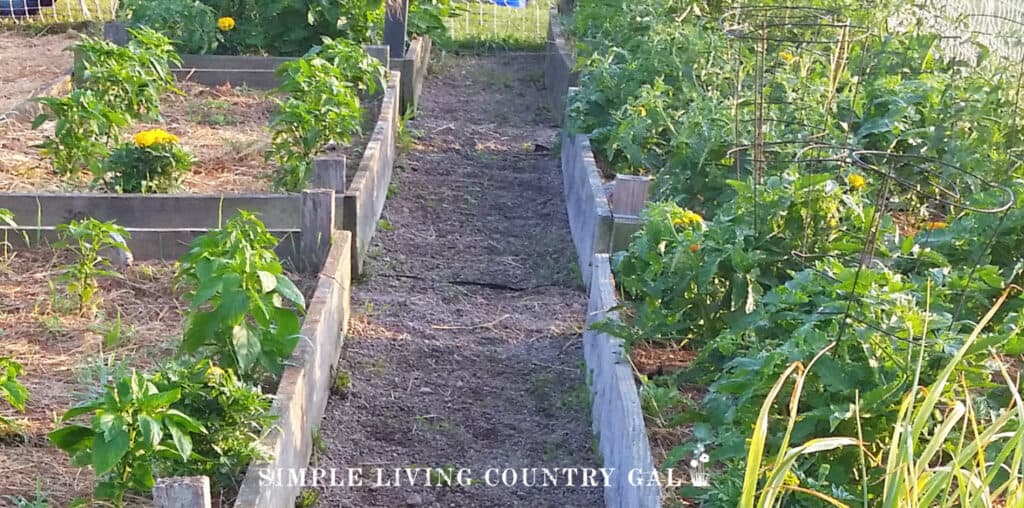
0, 30, 77, 114
315, 55, 603, 508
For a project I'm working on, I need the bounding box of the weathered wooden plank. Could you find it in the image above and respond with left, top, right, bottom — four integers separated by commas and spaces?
300, 189, 334, 273
311, 157, 346, 192
611, 174, 651, 217
0, 193, 301, 229
0, 227, 300, 262
178, 54, 292, 71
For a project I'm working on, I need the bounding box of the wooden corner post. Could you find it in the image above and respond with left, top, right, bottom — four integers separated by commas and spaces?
384, 0, 409, 60
301, 189, 335, 273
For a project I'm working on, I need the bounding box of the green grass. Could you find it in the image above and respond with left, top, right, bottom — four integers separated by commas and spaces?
0, 0, 116, 30
446, 0, 551, 53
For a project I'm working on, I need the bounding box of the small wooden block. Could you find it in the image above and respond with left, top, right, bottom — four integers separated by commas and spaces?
153, 476, 212, 508
611, 174, 651, 217
311, 156, 346, 192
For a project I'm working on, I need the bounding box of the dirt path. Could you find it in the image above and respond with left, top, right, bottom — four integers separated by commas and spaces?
315, 55, 603, 508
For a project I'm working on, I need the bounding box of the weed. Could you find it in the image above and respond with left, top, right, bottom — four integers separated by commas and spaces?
2, 481, 50, 508
310, 426, 328, 466
296, 488, 319, 508
187, 98, 241, 126
377, 218, 394, 232
331, 370, 351, 398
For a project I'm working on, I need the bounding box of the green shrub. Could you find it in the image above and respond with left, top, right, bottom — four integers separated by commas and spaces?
117, 0, 221, 55
122, 0, 386, 56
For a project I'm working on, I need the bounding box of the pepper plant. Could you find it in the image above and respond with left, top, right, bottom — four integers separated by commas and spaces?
55, 219, 132, 316
175, 212, 305, 381
0, 358, 28, 432
47, 370, 204, 506
269, 37, 385, 191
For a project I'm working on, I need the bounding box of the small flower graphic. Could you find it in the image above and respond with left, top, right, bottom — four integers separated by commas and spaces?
218, 16, 236, 31
846, 173, 866, 190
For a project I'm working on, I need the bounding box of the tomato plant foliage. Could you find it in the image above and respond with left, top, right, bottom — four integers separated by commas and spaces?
571, 0, 1024, 504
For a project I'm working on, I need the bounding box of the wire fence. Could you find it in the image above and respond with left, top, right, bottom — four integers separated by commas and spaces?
0, 0, 117, 26
444, 0, 553, 52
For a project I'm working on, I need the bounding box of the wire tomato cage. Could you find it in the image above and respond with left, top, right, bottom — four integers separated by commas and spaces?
714, 3, 1021, 357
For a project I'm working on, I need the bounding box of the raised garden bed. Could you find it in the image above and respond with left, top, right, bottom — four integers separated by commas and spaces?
0, 30, 76, 123
544, 9, 576, 126
560, 89, 646, 288
559, 85, 661, 506
0, 70, 401, 276
0, 230, 351, 507
104, 22, 430, 115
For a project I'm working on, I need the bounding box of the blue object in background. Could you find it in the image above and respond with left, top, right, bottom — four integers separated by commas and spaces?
491, 0, 526, 7
0, 0, 55, 17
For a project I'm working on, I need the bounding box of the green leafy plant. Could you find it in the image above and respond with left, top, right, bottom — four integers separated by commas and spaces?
151, 358, 274, 490
99, 129, 195, 193
33, 90, 132, 178
47, 370, 204, 505
55, 219, 132, 316
72, 27, 181, 120
175, 211, 305, 381
0, 358, 29, 432
269, 37, 385, 191
408, 0, 462, 48
117, 0, 222, 54
740, 289, 1023, 508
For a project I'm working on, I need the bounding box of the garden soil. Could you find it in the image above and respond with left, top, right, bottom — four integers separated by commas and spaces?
0, 30, 77, 114
316, 55, 604, 508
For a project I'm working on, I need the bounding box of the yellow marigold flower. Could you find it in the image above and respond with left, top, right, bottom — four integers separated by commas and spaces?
846, 173, 866, 190
218, 16, 235, 31
925, 221, 947, 230
672, 209, 704, 228
779, 51, 796, 64
134, 129, 179, 148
